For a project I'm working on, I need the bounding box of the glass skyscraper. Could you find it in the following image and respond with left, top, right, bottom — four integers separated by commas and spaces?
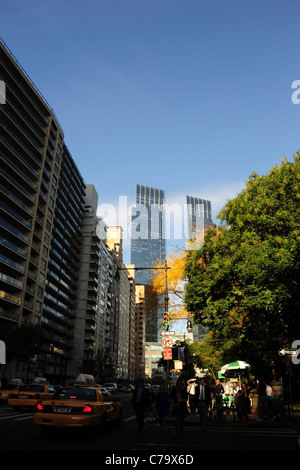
186, 195, 213, 241
130, 184, 166, 285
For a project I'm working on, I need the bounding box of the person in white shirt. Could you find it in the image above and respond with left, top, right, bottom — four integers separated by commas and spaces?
266, 383, 279, 419
187, 379, 197, 415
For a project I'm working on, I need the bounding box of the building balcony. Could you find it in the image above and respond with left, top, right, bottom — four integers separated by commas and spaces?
0, 218, 30, 245
0, 154, 38, 193
84, 333, 96, 342
87, 303, 98, 313
0, 183, 34, 218
0, 289, 22, 306
23, 299, 33, 311
1, 201, 32, 232
1, 167, 36, 205
0, 272, 23, 290
0, 119, 42, 169
86, 312, 97, 322
4, 94, 46, 146
0, 64, 50, 128
0, 306, 20, 322
25, 284, 35, 296
0, 238, 28, 261
0, 253, 26, 276
0, 105, 44, 158
0, 134, 40, 180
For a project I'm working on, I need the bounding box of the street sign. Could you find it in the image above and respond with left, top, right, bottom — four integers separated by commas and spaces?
278, 348, 297, 356
160, 330, 175, 336
174, 360, 183, 370
163, 348, 172, 360
162, 336, 173, 348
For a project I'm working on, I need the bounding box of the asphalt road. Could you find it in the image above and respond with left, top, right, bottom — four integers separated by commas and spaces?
0, 392, 299, 460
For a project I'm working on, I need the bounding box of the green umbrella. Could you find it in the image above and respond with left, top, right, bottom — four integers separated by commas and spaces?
227, 360, 250, 370
219, 360, 250, 374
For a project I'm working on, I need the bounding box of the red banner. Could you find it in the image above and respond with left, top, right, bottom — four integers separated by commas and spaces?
163, 348, 172, 360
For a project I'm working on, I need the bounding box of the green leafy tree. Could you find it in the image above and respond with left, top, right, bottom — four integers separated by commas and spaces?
190, 333, 235, 382
0, 321, 49, 380
1, 322, 48, 363
80, 347, 117, 384
184, 155, 300, 376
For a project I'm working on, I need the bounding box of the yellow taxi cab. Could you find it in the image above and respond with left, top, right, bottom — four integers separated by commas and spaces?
8, 378, 56, 410
34, 374, 122, 432
0, 381, 23, 403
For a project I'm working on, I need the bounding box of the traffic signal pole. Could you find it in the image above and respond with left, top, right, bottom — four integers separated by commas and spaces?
164, 259, 169, 331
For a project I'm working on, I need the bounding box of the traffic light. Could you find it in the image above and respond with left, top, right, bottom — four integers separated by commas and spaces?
163, 312, 169, 331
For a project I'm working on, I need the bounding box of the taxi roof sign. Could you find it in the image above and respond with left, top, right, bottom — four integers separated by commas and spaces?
11, 378, 23, 384
74, 374, 96, 385
33, 377, 47, 384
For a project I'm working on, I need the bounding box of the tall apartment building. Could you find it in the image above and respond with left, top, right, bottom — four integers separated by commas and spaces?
43, 145, 85, 383
68, 185, 103, 379
106, 228, 136, 381
106, 225, 123, 263
125, 265, 136, 382
131, 184, 166, 285
0, 38, 86, 383
69, 185, 132, 381
145, 342, 164, 382
0, 38, 140, 385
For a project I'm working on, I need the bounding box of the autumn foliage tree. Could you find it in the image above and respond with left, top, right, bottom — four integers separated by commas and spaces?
184, 154, 300, 376
150, 250, 190, 325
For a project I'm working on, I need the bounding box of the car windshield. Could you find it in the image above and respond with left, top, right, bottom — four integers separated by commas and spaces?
52, 387, 97, 402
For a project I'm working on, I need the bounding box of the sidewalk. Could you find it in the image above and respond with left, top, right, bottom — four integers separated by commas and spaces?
167, 408, 300, 432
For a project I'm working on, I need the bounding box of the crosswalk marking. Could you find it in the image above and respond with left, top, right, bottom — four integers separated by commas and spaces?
14, 414, 34, 421
0, 406, 34, 421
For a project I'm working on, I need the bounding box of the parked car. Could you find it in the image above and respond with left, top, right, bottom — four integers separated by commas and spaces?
104, 383, 117, 393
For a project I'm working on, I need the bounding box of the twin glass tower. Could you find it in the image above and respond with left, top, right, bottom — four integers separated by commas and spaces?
130, 184, 166, 285
130, 184, 213, 285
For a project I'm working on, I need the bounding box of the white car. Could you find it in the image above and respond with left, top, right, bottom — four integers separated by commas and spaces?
104, 383, 117, 393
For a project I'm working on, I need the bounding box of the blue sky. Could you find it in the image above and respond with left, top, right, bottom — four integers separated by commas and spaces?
1, 0, 300, 263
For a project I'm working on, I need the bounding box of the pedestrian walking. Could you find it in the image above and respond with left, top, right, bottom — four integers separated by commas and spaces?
235, 382, 251, 428
187, 379, 198, 415
265, 383, 279, 420
212, 378, 224, 420
256, 378, 267, 421
145, 385, 156, 422
132, 379, 150, 432
170, 379, 189, 439
196, 377, 211, 431
155, 384, 170, 432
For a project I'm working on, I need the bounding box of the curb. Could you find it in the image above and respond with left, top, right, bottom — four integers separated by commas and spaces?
164, 411, 300, 432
